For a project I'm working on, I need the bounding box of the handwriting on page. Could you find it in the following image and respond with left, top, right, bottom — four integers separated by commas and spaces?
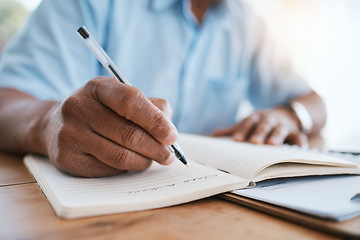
126, 174, 219, 195
53, 161, 230, 200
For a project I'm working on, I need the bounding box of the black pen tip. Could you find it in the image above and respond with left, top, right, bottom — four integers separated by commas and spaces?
77, 26, 90, 39
178, 156, 188, 166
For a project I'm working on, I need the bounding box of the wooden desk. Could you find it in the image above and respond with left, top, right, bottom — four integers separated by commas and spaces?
0, 152, 340, 240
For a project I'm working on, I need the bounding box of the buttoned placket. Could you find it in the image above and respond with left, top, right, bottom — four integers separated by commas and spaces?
173, 0, 214, 132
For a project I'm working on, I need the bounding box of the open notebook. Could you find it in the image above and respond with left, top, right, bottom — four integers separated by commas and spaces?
24, 133, 360, 219
228, 150, 360, 221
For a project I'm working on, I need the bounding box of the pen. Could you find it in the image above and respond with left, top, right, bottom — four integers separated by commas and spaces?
77, 26, 189, 167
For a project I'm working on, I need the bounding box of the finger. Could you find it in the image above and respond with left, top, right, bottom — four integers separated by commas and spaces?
232, 115, 260, 142
212, 125, 237, 137
285, 132, 309, 147
80, 130, 161, 171
61, 84, 176, 166
55, 152, 125, 178
54, 124, 165, 175
266, 126, 289, 145
86, 77, 178, 145
76, 96, 176, 165
150, 98, 173, 120
249, 118, 275, 144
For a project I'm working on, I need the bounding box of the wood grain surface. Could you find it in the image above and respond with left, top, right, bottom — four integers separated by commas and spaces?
0, 152, 340, 240
0, 152, 34, 186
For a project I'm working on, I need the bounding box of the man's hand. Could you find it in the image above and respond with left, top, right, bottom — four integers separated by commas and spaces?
212, 107, 307, 146
43, 77, 178, 177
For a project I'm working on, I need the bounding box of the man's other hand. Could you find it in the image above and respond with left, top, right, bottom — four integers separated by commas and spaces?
212, 107, 307, 146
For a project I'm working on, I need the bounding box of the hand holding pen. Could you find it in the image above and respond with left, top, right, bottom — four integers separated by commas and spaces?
77, 26, 188, 167
40, 28, 187, 178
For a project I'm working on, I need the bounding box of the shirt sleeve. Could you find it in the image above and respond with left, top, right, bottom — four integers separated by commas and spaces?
0, 0, 112, 100
245, 6, 312, 109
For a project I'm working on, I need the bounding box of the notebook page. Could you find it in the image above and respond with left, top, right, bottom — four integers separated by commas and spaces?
177, 134, 359, 180
24, 155, 248, 219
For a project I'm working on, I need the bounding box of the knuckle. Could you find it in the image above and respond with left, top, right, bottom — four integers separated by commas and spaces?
84, 78, 99, 90
153, 98, 169, 110
111, 149, 130, 169
148, 110, 168, 135
243, 116, 252, 123
256, 123, 269, 133
83, 78, 100, 96
83, 76, 111, 99
264, 115, 276, 126
121, 124, 144, 146
61, 95, 81, 116
120, 87, 143, 116
84, 76, 107, 91
61, 96, 92, 123
153, 110, 166, 128
242, 116, 255, 127
158, 98, 168, 106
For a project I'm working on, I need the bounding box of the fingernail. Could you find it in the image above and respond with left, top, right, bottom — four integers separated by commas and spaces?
164, 124, 178, 145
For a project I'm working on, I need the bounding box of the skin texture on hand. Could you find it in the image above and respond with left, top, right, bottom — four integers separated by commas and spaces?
213, 107, 308, 146
0, 77, 178, 177
44, 77, 179, 177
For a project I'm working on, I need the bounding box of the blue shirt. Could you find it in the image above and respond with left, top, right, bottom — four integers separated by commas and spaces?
0, 0, 311, 134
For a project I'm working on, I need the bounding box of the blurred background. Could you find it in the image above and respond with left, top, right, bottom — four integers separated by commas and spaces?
1, 0, 359, 151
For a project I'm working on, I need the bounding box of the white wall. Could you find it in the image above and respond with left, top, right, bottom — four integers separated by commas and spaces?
249, 0, 360, 151
308, 0, 360, 151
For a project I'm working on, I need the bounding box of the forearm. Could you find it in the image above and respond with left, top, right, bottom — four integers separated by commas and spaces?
289, 91, 327, 135
0, 88, 59, 154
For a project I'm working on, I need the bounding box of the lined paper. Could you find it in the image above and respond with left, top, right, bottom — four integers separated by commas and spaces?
24, 155, 248, 218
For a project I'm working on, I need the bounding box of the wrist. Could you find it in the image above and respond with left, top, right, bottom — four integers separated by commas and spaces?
26, 101, 61, 155
285, 101, 313, 134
